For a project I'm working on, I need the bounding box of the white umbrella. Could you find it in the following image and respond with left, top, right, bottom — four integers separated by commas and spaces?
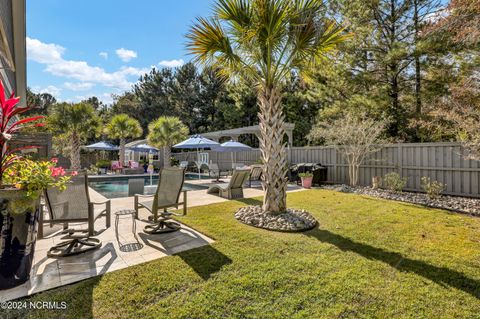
173, 135, 221, 178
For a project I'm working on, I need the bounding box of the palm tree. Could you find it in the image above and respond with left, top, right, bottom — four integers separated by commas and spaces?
106, 114, 143, 166
147, 116, 189, 168
186, 0, 349, 214
48, 102, 100, 170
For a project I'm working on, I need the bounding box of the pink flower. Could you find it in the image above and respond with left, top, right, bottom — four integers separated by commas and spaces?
51, 158, 58, 164
71, 171, 78, 176
50, 167, 65, 177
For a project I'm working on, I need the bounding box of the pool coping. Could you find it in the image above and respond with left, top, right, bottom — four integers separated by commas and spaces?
88, 173, 211, 181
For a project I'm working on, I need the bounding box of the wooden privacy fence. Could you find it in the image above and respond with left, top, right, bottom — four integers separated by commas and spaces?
173, 142, 480, 198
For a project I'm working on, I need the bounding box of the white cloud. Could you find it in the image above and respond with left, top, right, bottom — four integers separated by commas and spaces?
101, 93, 114, 105
26, 37, 65, 64
158, 59, 184, 68
27, 37, 149, 90
31, 85, 61, 97
115, 48, 137, 62
99, 52, 108, 59
64, 82, 94, 91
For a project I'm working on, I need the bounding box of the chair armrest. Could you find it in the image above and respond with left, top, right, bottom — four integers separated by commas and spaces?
90, 200, 110, 205
134, 194, 154, 198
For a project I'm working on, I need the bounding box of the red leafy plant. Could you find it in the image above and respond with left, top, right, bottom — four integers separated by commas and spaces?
0, 81, 44, 185
0, 80, 74, 197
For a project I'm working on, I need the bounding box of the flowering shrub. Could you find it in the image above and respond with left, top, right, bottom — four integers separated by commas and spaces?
3, 157, 74, 200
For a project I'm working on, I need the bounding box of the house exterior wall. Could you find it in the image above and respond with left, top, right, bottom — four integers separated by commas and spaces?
0, 0, 26, 104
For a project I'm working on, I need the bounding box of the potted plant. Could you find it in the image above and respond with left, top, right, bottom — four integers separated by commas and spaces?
299, 172, 314, 189
0, 81, 72, 290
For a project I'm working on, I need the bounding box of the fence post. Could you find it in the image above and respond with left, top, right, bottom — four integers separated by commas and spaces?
398, 144, 403, 176
332, 146, 337, 183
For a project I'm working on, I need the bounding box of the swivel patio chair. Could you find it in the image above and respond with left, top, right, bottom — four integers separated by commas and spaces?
43, 171, 111, 257
207, 169, 250, 199
134, 167, 187, 234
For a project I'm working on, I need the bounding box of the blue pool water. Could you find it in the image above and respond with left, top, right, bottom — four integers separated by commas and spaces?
89, 174, 208, 198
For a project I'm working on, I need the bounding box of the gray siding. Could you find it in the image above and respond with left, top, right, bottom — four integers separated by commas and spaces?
0, 0, 16, 95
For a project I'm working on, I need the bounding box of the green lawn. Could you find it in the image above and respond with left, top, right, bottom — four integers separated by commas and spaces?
7, 190, 480, 319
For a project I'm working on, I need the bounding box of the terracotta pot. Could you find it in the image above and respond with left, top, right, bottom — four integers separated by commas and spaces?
0, 188, 40, 290
301, 176, 313, 189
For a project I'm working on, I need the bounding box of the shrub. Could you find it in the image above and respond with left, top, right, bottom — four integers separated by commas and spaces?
87, 164, 99, 175
383, 172, 407, 192
421, 176, 445, 199
170, 156, 179, 167
298, 172, 313, 178
95, 159, 111, 168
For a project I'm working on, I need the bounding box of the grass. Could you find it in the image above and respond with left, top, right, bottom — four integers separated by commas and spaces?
6, 190, 480, 319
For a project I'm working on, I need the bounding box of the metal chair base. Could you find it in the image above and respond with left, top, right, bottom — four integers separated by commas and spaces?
47, 238, 102, 258
144, 220, 181, 234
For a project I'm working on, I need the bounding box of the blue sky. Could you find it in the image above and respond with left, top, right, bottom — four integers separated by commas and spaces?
26, 0, 213, 104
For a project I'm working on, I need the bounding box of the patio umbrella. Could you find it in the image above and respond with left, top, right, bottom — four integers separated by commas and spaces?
84, 141, 119, 160
84, 141, 119, 151
217, 140, 252, 169
173, 135, 220, 178
127, 143, 159, 153
127, 144, 159, 168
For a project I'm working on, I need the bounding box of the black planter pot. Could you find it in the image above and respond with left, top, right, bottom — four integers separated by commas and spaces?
0, 189, 40, 290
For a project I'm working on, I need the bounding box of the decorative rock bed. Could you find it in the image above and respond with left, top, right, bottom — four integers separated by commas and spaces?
321, 185, 480, 216
235, 205, 317, 232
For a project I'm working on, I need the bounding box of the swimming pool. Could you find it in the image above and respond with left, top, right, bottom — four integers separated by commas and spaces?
89, 174, 209, 198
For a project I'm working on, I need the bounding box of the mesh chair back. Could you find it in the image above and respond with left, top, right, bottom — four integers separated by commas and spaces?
209, 163, 220, 174
45, 170, 90, 220
250, 165, 263, 180
155, 167, 185, 207
229, 169, 250, 189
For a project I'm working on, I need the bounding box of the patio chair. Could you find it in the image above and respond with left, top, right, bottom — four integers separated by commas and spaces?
129, 160, 139, 169
207, 169, 250, 199
134, 167, 187, 234
111, 160, 122, 174
232, 163, 246, 169
208, 163, 229, 181
42, 170, 111, 257
249, 165, 263, 187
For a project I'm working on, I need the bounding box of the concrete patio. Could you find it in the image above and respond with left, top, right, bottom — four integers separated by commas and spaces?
1, 180, 304, 302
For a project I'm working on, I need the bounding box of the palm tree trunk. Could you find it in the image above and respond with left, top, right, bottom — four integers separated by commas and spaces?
70, 131, 81, 170
258, 86, 288, 214
119, 138, 126, 166
163, 147, 171, 168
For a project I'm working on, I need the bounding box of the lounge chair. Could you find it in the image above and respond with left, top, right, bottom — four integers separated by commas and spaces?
134, 167, 187, 234
207, 169, 250, 199
208, 163, 229, 181
42, 170, 111, 257
129, 160, 139, 168
232, 163, 246, 169
111, 160, 122, 174
249, 165, 263, 187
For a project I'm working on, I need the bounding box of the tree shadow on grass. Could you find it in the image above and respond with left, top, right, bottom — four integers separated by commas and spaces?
175, 245, 232, 280
234, 198, 263, 206
306, 227, 480, 299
